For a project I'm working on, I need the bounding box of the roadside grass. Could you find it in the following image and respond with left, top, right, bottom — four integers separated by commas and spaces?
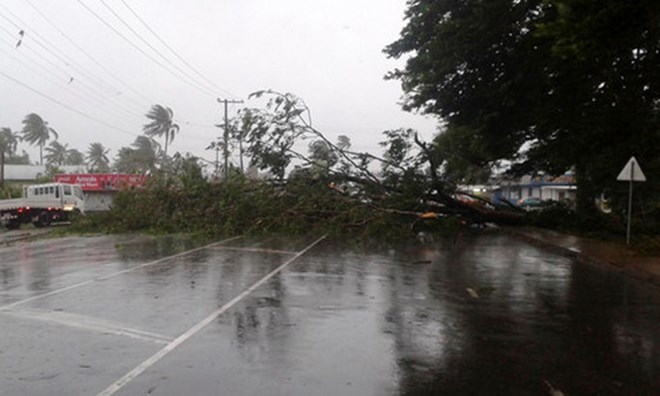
633, 235, 660, 256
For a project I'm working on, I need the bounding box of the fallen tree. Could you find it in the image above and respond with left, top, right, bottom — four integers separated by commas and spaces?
240, 90, 523, 228
73, 91, 524, 239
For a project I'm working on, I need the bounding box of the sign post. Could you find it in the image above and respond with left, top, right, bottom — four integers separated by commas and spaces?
616, 157, 646, 245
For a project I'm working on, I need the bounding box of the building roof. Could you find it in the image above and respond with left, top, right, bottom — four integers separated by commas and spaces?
4, 165, 87, 181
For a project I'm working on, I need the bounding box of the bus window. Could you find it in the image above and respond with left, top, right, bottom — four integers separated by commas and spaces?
63, 185, 72, 195
55, 186, 60, 198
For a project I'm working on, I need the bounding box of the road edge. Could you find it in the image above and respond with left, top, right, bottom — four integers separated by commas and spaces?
503, 226, 660, 289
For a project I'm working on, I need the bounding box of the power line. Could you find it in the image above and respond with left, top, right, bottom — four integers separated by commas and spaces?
0, 38, 144, 124
24, 0, 155, 108
0, 25, 101, 96
217, 98, 244, 178
0, 25, 229, 136
1, 2, 227, 149
98, 0, 230, 99
118, 0, 239, 99
74, 0, 218, 99
0, 28, 145, 125
0, 69, 140, 138
0, 7, 148, 119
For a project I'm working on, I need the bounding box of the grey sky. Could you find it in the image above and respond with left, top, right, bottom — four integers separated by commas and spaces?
0, 0, 438, 166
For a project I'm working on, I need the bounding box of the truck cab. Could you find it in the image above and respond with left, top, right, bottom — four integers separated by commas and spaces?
1, 183, 85, 229
23, 183, 86, 213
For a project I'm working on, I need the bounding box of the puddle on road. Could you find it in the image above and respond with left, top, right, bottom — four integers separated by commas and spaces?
209, 233, 660, 395
0, 232, 658, 395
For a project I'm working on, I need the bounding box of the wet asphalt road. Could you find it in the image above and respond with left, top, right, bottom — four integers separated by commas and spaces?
0, 232, 658, 395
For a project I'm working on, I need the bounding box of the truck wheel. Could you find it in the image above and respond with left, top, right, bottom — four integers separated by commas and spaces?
33, 212, 51, 228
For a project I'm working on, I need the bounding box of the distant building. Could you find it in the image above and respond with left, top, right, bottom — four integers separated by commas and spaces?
3, 164, 87, 183
54, 174, 147, 211
3, 166, 148, 211
496, 173, 577, 204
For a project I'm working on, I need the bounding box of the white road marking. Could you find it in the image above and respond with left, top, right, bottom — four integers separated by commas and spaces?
0, 236, 241, 311
1, 308, 173, 344
97, 235, 326, 396
210, 246, 298, 255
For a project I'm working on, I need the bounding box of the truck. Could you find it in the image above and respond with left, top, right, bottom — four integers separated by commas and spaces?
0, 183, 85, 229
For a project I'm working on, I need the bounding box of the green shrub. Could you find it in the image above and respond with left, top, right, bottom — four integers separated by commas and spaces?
70, 173, 464, 241
0, 184, 22, 199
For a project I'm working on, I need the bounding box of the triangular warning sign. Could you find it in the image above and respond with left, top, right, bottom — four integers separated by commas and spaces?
617, 156, 646, 182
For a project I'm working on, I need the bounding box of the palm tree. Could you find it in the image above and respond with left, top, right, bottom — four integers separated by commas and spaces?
0, 127, 21, 186
86, 142, 110, 173
44, 140, 69, 166
21, 113, 58, 165
143, 105, 179, 156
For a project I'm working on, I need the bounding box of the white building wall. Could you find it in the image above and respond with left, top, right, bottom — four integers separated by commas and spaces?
83, 192, 115, 212
4, 165, 87, 181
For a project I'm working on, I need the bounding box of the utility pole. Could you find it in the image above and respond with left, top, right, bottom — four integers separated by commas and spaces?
217, 98, 243, 180
214, 142, 219, 176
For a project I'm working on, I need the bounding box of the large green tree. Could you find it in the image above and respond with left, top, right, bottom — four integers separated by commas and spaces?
385, 0, 660, 214
0, 127, 21, 186
143, 105, 179, 156
532, 0, 660, 214
21, 113, 58, 165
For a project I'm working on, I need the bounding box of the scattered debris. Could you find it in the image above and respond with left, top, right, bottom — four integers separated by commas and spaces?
544, 380, 565, 396
477, 285, 496, 295
412, 260, 432, 264
16, 29, 24, 48
466, 287, 479, 299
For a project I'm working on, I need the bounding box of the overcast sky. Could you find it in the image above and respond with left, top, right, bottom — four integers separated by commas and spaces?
0, 0, 438, 167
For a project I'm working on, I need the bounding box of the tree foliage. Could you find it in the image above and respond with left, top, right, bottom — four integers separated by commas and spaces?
0, 127, 21, 186
232, 91, 515, 224
0, 128, 20, 156
44, 140, 69, 166
43, 141, 83, 166
5, 150, 30, 165
75, 91, 528, 239
385, 0, 660, 214
66, 148, 84, 166
114, 135, 161, 174
86, 142, 111, 173
21, 113, 58, 165
144, 105, 179, 156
